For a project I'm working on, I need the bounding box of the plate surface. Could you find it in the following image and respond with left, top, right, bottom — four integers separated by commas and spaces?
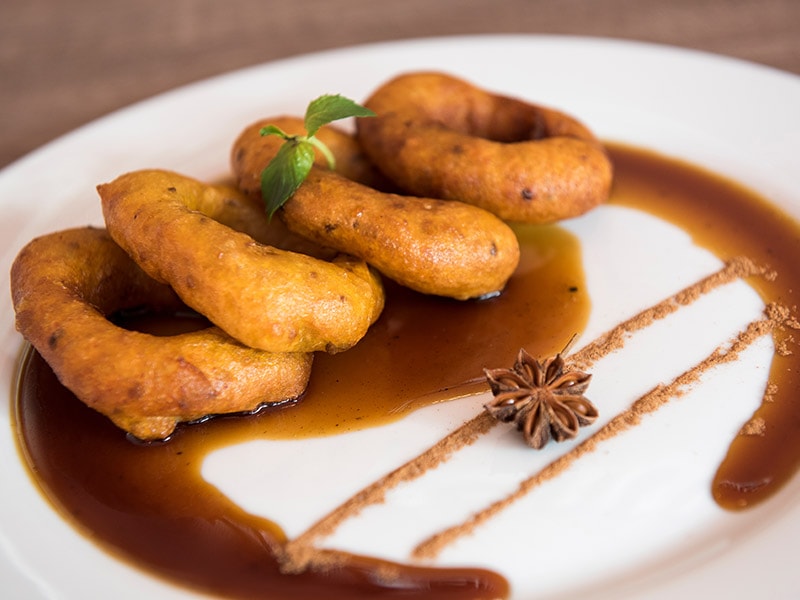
2, 35, 800, 599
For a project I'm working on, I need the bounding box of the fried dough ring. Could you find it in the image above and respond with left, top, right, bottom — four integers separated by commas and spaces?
10, 227, 313, 441
356, 71, 613, 224
232, 117, 520, 300
99, 170, 384, 354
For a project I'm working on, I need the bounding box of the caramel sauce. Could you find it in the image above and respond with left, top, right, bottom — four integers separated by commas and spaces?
16, 350, 507, 599
14, 218, 586, 597
250, 223, 588, 439
608, 146, 800, 509
12, 144, 800, 597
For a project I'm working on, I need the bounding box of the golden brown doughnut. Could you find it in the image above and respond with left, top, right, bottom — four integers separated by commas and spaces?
10, 227, 313, 440
356, 71, 613, 224
232, 117, 521, 300
99, 170, 384, 354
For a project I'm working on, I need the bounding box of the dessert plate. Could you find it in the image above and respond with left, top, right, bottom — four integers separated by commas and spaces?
1, 35, 799, 599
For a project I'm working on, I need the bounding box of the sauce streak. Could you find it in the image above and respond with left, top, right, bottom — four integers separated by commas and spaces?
609, 146, 800, 509
12, 144, 800, 597
14, 212, 587, 597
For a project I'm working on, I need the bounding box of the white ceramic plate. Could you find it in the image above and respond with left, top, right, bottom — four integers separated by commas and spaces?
2, 35, 799, 600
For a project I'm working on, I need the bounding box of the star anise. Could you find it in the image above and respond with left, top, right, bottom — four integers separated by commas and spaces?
483, 347, 597, 449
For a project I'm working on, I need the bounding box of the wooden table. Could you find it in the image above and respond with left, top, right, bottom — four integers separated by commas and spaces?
2, 0, 798, 169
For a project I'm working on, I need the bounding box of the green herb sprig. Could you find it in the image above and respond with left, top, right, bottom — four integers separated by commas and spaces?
259, 94, 375, 217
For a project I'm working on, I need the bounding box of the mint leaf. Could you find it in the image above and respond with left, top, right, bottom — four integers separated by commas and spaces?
259, 93, 375, 217
304, 94, 375, 137
260, 140, 315, 218
259, 124, 289, 138
307, 135, 337, 170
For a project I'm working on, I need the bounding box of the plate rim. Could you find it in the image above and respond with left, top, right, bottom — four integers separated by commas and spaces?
2, 33, 800, 600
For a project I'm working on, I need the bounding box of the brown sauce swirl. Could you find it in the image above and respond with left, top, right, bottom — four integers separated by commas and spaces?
607, 146, 800, 509
14, 213, 587, 597
12, 143, 800, 597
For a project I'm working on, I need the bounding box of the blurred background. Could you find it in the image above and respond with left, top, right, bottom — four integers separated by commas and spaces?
2, 0, 798, 168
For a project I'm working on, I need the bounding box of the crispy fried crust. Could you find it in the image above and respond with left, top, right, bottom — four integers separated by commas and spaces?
10, 227, 313, 440
356, 71, 613, 224
98, 170, 384, 353
232, 117, 520, 300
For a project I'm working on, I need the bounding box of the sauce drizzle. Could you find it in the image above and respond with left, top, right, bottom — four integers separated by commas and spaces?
12, 143, 800, 597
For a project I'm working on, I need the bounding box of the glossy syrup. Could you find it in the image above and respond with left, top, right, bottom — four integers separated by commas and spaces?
14, 213, 588, 598
13, 144, 800, 598
608, 146, 800, 509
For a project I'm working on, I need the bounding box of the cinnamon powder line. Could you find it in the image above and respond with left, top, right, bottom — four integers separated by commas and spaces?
412, 316, 776, 559
281, 257, 766, 572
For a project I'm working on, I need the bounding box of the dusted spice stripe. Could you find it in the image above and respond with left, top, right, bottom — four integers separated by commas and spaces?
412, 315, 777, 559
568, 256, 765, 369
282, 411, 497, 572
280, 257, 765, 572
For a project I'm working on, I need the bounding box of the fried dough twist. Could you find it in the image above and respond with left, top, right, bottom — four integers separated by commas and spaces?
232, 117, 520, 300
10, 227, 312, 440
99, 170, 384, 354
356, 71, 613, 224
